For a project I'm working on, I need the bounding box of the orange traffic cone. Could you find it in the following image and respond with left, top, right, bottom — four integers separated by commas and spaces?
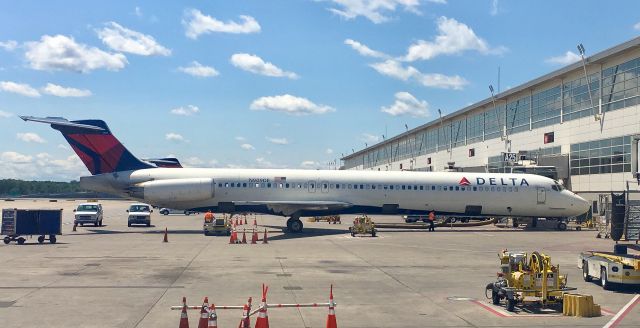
262, 228, 269, 244
179, 297, 190, 328
251, 229, 258, 244
229, 229, 237, 244
255, 284, 270, 328
238, 299, 252, 328
198, 297, 209, 328
241, 230, 247, 244
163, 227, 169, 243
207, 304, 218, 328
326, 285, 337, 328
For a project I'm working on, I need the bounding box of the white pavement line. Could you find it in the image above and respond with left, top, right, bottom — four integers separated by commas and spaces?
603, 294, 640, 328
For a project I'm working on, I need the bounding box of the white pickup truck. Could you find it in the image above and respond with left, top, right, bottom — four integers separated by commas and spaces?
127, 203, 152, 227
74, 203, 103, 227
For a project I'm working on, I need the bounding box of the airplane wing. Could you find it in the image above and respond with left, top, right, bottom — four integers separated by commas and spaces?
233, 201, 352, 216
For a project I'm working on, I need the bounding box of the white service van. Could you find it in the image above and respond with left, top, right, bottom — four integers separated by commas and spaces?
74, 203, 103, 226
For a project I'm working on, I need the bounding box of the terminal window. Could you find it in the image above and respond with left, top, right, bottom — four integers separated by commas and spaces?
570, 136, 631, 175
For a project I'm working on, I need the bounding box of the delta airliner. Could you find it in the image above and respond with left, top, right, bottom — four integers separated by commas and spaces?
22, 116, 590, 233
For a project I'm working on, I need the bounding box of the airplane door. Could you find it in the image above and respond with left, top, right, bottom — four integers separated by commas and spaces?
308, 181, 316, 193
537, 187, 546, 204
321, 181, 329, 193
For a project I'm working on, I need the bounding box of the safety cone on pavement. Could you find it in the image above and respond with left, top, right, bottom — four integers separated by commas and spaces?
179, 297, 190, 328
326, 285, 337, 328
262, 228, 269, 244
229, 229, 237, 244
207, 304, 218, 328
198, 297, 210, 328
251, 229, 258, 244
255, 284, 270, 328
241, 229, 247, 244
163, 227, 169, 243
238, 299, 252, 328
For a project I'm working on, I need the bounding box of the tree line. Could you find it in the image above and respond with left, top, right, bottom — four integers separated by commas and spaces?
0, 179, 85, 197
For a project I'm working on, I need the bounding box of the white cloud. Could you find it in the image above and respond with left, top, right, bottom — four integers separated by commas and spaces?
42, 83, 92, 97
344, 39, 389, 58
545, 51, 581, 65
266, 137, 289, 145
250, 94, 335, 115
183, 9, 261, 39
57, 144, 69, 150
97, 22, 171, 56
325, 0, 424, 24
240, 143, 255, 150
178, 61, 219, 77
170, 105, 200, 116
134, 6, 143, 17
0, 110, 13, 118
403, 16, 505, 61
370, 60, 467, 90
490, 0, 499, 16
361, 133, 380, 143
634, 22, 640, 30
183, 156, 204, 167
255, 157, 286, 169
235, 136, 246, 142
209, 159, 219, 166
381, 91, 429, 117
17, 132, 46, 143
230, 53, 298, 79
25, 35, 127, 73
0, 40, 18, 51
300, 160, 320, 169
0, 81, 41, 97
326, 148, 334, 155
1, 151, 33, 164
0, 151, 85, 181
165, 133, 186, 142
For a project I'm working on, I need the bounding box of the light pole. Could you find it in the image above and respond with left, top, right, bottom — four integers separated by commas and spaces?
577, 43, 599, 121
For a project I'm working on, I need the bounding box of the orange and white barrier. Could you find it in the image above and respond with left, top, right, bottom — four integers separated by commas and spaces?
326, 285, 337, 328
254, 284, 269, 328
179, 297, 190, 328
207, 304, 218, 328
198, 297, 209, 328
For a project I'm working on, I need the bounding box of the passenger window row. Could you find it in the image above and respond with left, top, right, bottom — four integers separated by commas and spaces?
216, 182, 519, 192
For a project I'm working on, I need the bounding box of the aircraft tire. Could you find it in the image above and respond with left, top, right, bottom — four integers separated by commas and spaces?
288, 219, 303, 233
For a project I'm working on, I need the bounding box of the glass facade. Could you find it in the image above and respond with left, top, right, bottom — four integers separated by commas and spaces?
506, 96, 530, 134
531, 86, 561, 129
344, 54, 640, 171
602, 58, 640, 112
570, 136, 631, 176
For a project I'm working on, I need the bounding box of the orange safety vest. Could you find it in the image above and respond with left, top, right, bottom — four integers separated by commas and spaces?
428, 212, 435, 221
204, 212, 214, 222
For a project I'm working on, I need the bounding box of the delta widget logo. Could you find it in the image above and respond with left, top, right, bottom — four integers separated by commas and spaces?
459, 177, 471, 186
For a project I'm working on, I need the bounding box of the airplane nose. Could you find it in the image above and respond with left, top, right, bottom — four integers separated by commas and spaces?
572, 193, 590, 215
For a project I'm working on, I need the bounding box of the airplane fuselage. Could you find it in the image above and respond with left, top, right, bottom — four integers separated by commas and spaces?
80, 168, 589, 219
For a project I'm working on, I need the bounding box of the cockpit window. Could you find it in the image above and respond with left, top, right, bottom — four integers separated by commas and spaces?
551, 182, 564, 192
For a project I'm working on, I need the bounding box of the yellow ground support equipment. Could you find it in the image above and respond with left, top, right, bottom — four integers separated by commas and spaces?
562, 293, 601, 317
349, 215, 376, 237
308, 215, 341, 224
203, 215, 232, 236
486, 250, 576, 312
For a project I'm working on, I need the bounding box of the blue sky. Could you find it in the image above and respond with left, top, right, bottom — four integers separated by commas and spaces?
1, 0, 640, 181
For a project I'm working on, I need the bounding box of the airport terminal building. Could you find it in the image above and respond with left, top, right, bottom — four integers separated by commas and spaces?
342, 37, 640, 202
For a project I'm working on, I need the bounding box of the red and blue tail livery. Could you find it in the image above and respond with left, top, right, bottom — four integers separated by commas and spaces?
20, 116, 152, 175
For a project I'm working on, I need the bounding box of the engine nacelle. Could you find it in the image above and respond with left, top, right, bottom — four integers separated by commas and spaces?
134, 178, 214, 202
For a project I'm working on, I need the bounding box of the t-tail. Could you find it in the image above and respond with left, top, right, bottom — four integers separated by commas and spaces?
20, 116, 153, 175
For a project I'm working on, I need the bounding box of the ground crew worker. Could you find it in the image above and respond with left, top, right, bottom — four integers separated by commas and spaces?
428, 211, 435, 232
204, 210, 214, 223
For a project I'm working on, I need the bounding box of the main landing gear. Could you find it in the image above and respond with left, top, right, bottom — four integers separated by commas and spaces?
286, 216, 303, 233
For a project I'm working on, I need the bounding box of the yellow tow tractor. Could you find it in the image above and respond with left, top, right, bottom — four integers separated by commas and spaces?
203, 214, 232, 236
349, 215, 376, 237
486, 250, 576, 312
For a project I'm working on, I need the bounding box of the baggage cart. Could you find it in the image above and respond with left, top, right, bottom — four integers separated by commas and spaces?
2, 209, 63, 245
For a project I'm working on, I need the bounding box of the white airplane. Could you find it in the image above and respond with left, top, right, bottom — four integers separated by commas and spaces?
22, 116, 590, 233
